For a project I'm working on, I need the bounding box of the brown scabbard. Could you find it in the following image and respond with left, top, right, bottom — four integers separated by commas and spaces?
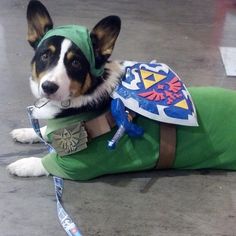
156, 123, 176, 169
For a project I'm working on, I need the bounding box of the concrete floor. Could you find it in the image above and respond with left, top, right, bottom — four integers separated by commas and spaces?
1, 0, 236, 235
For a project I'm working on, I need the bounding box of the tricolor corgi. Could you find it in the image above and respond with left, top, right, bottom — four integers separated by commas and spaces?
7, 0, 236, 180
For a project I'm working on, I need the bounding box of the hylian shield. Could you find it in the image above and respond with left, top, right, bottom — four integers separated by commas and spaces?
111, 61, 198, 126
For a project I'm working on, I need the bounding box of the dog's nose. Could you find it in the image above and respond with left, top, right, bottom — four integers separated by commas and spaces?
42, 81, 59, 94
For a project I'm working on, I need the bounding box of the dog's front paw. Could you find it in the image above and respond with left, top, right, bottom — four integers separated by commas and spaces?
11, 128, 40, 143
7, 157, 48, 177
11, 126, 48, 143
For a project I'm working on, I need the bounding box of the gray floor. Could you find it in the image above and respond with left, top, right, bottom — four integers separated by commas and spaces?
1, 0, 236, 235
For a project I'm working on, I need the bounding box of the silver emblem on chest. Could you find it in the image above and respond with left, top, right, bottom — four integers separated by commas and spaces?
51, 122, 88, 156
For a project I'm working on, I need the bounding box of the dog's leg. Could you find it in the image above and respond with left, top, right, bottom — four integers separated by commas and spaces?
7, 157, 48, 177
11, 126, 48, 143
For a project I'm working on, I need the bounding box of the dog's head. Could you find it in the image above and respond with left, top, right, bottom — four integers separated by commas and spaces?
27, 0, 121, 107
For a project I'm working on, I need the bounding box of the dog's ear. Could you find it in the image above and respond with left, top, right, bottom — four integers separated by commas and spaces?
90, 16, 121, 68
27, 0, 53, 49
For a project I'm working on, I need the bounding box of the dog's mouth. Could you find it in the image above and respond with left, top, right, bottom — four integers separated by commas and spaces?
37, 81, 73, 107
34, 96, 71, 109
38, 79, 73, 104
34, 97, 50, 108
30, 77, 74, 109
40, 92, 69, 102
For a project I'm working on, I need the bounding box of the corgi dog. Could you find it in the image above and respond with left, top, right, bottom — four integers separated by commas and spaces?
7, 0, 236, 180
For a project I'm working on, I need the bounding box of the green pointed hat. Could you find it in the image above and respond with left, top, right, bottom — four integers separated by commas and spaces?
37, 25, 104, 77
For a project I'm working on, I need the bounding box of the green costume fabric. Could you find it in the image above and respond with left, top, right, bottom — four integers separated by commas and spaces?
38, 25, 104, 77
42, 87, 236, 180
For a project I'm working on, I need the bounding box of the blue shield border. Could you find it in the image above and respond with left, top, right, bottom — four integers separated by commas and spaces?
111, 61, 198, 126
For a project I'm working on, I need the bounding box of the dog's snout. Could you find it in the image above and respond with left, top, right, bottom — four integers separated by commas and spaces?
42, 81, 59, 94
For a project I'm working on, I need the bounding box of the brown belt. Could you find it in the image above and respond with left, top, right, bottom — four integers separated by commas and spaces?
85, 111, 135, 139
86, 112, 176, 169
156, 123, 176, 169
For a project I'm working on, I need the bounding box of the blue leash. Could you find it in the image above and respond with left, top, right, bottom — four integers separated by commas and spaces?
27, 106, 83, 236
53, 176, 82, 236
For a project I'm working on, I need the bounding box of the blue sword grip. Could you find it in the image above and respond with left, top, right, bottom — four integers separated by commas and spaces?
108, 125, 125, 149
107, 98, 144, 149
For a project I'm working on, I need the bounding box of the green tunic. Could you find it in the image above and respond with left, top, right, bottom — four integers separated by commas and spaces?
42, 87, 236, 180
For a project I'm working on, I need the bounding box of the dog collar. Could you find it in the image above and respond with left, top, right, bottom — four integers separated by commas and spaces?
37, 25, 104, 77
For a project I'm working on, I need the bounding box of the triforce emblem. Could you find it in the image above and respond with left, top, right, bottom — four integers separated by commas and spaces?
51, 122, 88, 156
111, 61, 198, 126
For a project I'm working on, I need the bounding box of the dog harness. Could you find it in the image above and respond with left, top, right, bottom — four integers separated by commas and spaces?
37, 25, 104, 77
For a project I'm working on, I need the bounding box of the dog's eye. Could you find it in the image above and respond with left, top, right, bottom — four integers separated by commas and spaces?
71, 59, 81, 69
41, 51, 50, 62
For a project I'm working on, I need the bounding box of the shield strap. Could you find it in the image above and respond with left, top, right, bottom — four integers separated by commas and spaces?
156, 123, 176, 169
